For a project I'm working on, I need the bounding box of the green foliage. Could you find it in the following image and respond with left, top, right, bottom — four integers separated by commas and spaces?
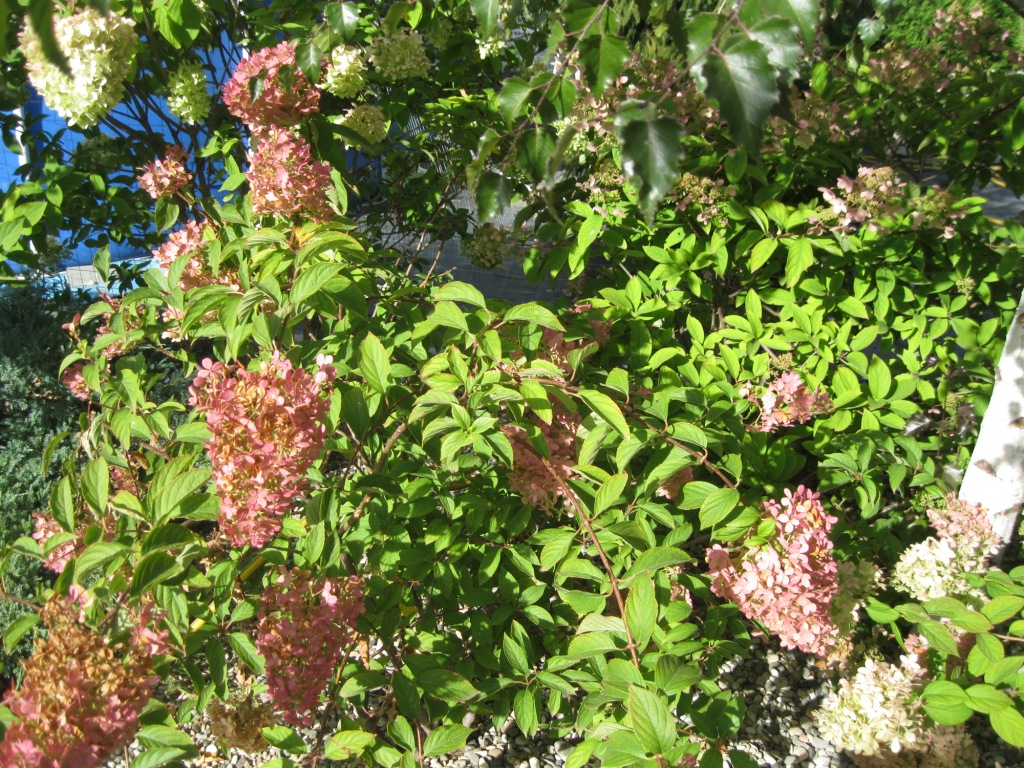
1, 0, 1024, 765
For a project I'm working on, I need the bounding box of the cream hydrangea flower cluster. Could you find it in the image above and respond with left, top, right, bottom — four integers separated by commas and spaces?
340, 104, 388, 145
321, 45, 366, 98
368, 28, 431, 80
19, 8, 138, 128
815, 654, 926, 757
891, 495, 999, 602
166, 63, 211, 124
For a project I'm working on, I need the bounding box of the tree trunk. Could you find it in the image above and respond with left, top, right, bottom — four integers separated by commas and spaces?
959, 287, 1024, 561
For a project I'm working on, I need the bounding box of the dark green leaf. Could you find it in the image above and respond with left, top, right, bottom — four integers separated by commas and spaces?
614, 103, 684, 225
130, 552, 181, 597
701, 37, 779, 153
325, 3, 360, 38
470, 0, 499, 37
294, 42, 324, 83
418, 669, 480, 702
578, 33, 631, 94
476, 171, 513, 223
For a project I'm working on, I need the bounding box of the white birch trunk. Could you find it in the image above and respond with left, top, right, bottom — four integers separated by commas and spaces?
959, 287, 1024, 561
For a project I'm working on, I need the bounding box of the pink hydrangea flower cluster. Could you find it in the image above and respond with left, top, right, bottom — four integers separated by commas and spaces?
31, 512, 79, 573
927, 494, 999, 552
222, 42, 320, 135
137, 145, 192, 199
60, 362, 91, 400
0, 591, 167, 768
706, 486, 842, 657
256, 568, 364, 726
248, 129, 334, 222
189, 352, 336, 548
503, 403, 581, 510
739, 371, 832, 432
815, 167, 965, 238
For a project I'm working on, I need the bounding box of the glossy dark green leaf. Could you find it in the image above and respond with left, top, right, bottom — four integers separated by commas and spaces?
294, 42, 324, 83
701, 37, 779, 154
578, 33, 630, 95
470, 0, 499, 37
614, 103, 683, 225
325, 3, 360, 38
476, 171, 513, 223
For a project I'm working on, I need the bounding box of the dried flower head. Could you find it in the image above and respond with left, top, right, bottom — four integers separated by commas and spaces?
0, 591, 167, 768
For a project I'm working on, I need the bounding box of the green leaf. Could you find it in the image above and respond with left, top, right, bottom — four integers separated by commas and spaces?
360, 333, 392, 395
325, 3, 360, 38
28, 0, 68, 74
228, 631, 265, 674
699, 488, 740, 529
614, 103, 684, 225
983, 595, 1024, 624
504, 303, 564, 330
75, 541, 128, 581
578, 33, 631, 94
417, 669, 480, 702
965, 683, 1012, 714
748, 17, 801, 75
3, 612, 39, 653
579, 389, 629, 439
470, 0, 499, 36
294, 42, 323, 82
387, 716, 416, 752
625, 576, 657, 650
784, 238, 814, 287
434, 281, 486, 309
82, 457, 109, 516
290, 263, 342, 305
628, 685, 676, 756
261, 726, 308, 755
514, 688, 539, 735
761, 0, 818, 47
130, 748, 189, 768
130, 552, 181, 597
868, 356, 892, 400
423, 725, 472, 757
701, 37, 779, 153
503, 632, 531, 675
476, 171, 513, 223
923, 680, 972, 725
991, 706, 1024, 747
324, 730, 376, 759
622, 546, 692, 584
516, 127, 557, 183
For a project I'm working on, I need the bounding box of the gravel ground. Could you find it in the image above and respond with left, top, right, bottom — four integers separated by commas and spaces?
104, 637, 1024, 768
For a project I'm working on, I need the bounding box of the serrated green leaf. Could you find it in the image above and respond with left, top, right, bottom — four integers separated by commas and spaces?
699, 487, 740, 529
625, 576, 656, 650
628, 685, 676, 756
423, 724, 473, 757
578, 33, 630, 94
417, 669, 480, 702
614, 104, 684, 225
701, 37, 779, 153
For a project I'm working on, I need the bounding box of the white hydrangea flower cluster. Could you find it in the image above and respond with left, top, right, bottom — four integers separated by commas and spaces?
321, 45, 366, 99
368, 29, 431, 81
815, 655, 926, 756
167, 63, 211, 124
892, 496, 998, 602
19, 8, 138, 128
340, 104, 388, 145
891, 538, 964, 601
